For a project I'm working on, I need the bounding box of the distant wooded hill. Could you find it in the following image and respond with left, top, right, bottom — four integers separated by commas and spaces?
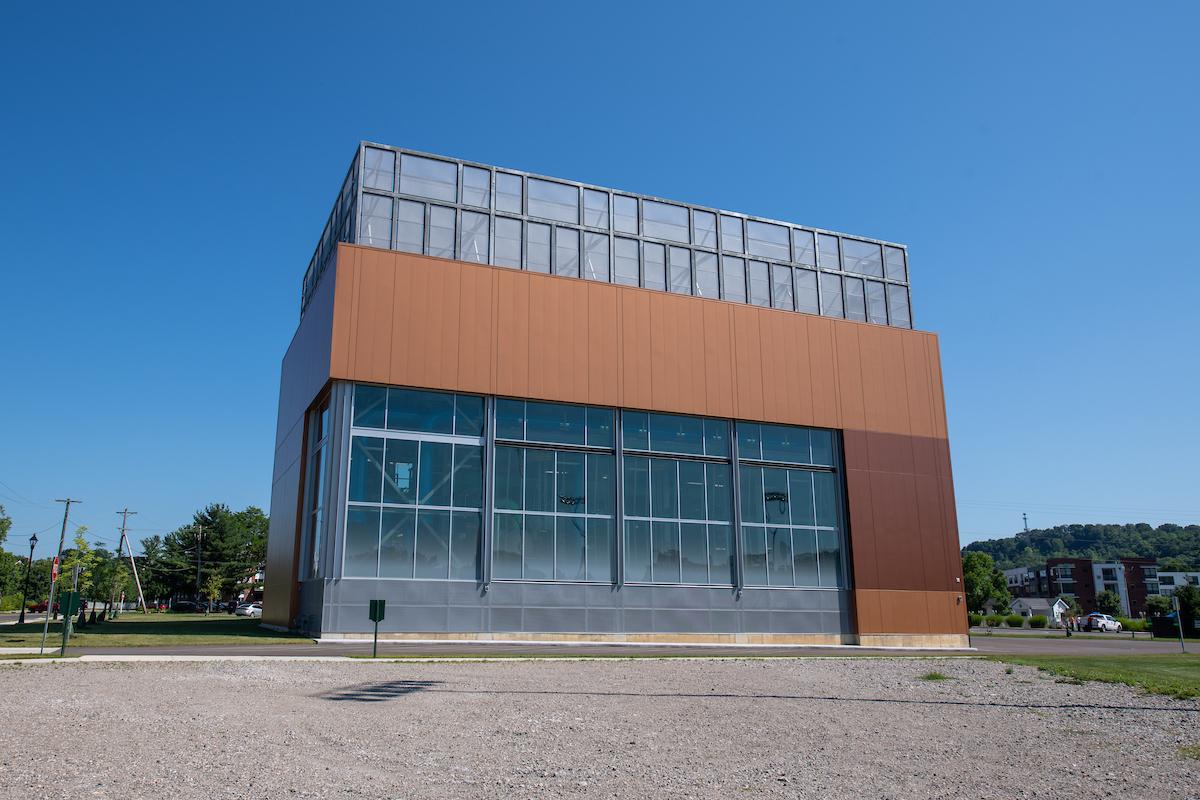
961, 523, 1200, 571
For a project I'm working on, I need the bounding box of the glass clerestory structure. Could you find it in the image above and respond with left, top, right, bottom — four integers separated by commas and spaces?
318, 384, 847, 592
300, 143, 913, 331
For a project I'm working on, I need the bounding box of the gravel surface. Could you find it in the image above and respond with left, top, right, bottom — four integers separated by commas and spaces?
1, 657, 1196, 799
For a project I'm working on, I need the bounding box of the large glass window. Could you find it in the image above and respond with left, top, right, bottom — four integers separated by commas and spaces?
748, 260, 771, 307
623, 411, 729, 457
496, 172, 522, 213
721, 256, 747, 303
526, 222, 551, 273
720, 215, 744, 253
496, 398, 613, 447
613, 195, 638, 234
694, 251, 719, 299
583, 232, 610, 282
459, 211, 489, 264
771, 264, 794, 311
844, 276, 867, 322
866, 280, 888, 324
693, 210, 718, 248
642, 200, 690, 243
584, 189, 609, 228
461, 166, 490, 209
428, 205, 456, 258
746, 220, 790, 261
614, 237, 640, 287
363, 147, 395, 192
304, 397, 330, 578
360, 194, 393, 249
399, 154, 458, 202
820, 273, 844, 318
494, 217, 522, 268
528, 178, 578, 223
644, 242, 667, 291
555, 227, 580, 278
793, 229, 816, 267
795, 269, 819, 314
396, 199, 424, 254
884, 246, 907, 282
353, 384, 483, 437
887, 284, 912, 328
817, 234, 841, 270
842, 239, 884, 278
668, 247, 692, 294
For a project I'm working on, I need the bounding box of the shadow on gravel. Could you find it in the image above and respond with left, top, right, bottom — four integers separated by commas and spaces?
319, 680, 442, 702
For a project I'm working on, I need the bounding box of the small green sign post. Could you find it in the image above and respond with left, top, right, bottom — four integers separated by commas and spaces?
368, 599, 385, 658
59, 591, 81, 653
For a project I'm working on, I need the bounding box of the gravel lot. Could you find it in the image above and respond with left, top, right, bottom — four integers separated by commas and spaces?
1, 657, 1197, 799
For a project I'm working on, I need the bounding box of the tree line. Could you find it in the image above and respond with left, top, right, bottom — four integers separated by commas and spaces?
962, 522, 1200, 571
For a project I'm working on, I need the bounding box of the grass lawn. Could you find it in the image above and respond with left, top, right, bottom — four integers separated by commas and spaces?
0, 613, 309, 650
993, 654, 1200, 700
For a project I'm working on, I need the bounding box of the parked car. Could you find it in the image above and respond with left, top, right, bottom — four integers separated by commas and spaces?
235, 602, 263, 618
171, 600, 204, 613
1084, 613, 1123, 632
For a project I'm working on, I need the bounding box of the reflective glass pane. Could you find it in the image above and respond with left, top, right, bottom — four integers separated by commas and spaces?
494, 217, 522, 268
844, 276, 867, 321
526, 222, 551, 273
523, 514, 554, 579
400, 154, 457, 202
418, 442, 452, 506
763, 468, 790, 525
614, 195, 638, 234
363, 147, 395, 191
349, 436, 384, 503
452, 444, 483, 508
678, 460, 706, 521
693, 210, 718, 248
388, 387, 454, 433
706, 464, 732, 522
668, 247, 691, 294
344, 507, 380, 577
428, 205, 455, 258
624, 520, 652, 582
746, 220, 790, 261
767, 526, 794, 585
495, 399, 525, 440
887, 284, 911, 329
866, 280, 888, 324
587, 407, 614, 447
494, 446, 523, 510
557, 451, 585, 512
583, 189, 609, 228
771, 264, 794, 310
741, 526, 767, 585
461, 166, 490, 208
524, 448, 555, 512
586, 453, 615, 516
493, 513, 523, 579
817, 234, 841, 270
414, 509, 450, 578
650, 458, 679, 519
555, 516, 586, 581
720, 215, 744, 253
379, 507, 415, 578
737, 423, 762, 460
708, 524, 734, 585
526, 400, 586, 445
810, 429, 834, 466
649, 412, 704, 455
704, 418, 730, 457
354, 384, 387, 429
652, 521, 681, 582
680, 523, 708, 583
458, 211, 489, 264
843, 239, 884, 277
761, 424, 810, 464
721, 256, 747, 303
555, 227, 580, 278
789, 470, 815, 526
814, 472, 839, 528
360, 194, 393, 249
396, 199, 424, 254
884, 246, 907, 282
583, 232, 609, 281
454, 395, 484, 436
449, 511, 480, 579
643, 242, 666, 290
614, 237, 639, 286
793, 229, 816, 267
643, 200, 690, 243
528, 178, 578, 223
795, 269, 819, 314
817, 530, 842, 587
820, 272, 844, 318
496, 172, 522, 213
793, 528, 819, 586
586, 518, 613, 582
383, 438, 418, 505
695, 251, 719, 298
622, 410, 650, 451
623, 455, 650, 516
748, 260, 771, 307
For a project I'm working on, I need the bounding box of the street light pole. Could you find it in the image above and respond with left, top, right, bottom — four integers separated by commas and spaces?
18, 533, 38, 624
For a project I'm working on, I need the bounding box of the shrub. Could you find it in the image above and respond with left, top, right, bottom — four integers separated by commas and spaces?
1005, 614, 1025, 628
1116, 617, 1147, 632
968, 613, 984, 627
919, 671, 951, 681
984, 614, 1004, 628
0, 593, 23, 612
1028, 615, 1048, 628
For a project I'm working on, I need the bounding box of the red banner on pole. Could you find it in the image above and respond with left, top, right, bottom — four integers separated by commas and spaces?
51, 556, 59, 581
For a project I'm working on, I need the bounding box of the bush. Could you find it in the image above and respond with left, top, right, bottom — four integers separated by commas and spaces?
1116, 617, 1147, 632
1005, 614, 1025, 628
984, 614, 1004, 628
0, 593, 23, 612
1028, 615, 1048, 628
968, 613, 984, 627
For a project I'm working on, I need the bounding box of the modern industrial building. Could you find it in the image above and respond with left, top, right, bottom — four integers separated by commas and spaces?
263, 142, 967, 647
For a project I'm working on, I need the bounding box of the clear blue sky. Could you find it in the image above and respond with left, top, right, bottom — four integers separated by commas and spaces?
2, 2, 1197, 558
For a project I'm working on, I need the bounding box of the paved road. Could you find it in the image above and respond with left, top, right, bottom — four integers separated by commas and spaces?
61, 632, 1190, 659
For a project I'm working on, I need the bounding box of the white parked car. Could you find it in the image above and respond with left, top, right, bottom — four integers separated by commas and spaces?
1084, 613, 1122, 632
235, 602, 263, 618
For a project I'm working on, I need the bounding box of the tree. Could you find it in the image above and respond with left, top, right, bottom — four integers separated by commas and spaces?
0, 504, 11, 548
138, 504, 269, 602
1174, 584, 1200, 635
58, 528, 100, 598
962, 552, 1010, 613
1146, 595, 1172, 617
1095, 590, 1122, 616
202, 573, 222, 610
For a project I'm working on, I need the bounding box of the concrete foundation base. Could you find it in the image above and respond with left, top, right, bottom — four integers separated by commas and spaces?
312, 630, 971, 649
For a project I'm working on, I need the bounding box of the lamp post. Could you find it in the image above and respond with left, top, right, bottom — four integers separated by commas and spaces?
18, 533, 38, 624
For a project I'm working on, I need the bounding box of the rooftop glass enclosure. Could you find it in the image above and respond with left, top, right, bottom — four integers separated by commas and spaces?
301, 143, 913, 329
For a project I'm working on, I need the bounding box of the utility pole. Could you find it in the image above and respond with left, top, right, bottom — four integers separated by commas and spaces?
40, 498, 80, 655
109, 508, 137, 619
1022, 513, 1029, 533
195, 524, 204, 608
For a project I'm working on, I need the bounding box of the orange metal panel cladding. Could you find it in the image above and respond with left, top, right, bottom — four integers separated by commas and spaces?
315, 244, 964, 633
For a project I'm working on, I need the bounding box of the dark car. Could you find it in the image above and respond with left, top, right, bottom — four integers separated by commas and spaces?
171, 600, 204, 613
